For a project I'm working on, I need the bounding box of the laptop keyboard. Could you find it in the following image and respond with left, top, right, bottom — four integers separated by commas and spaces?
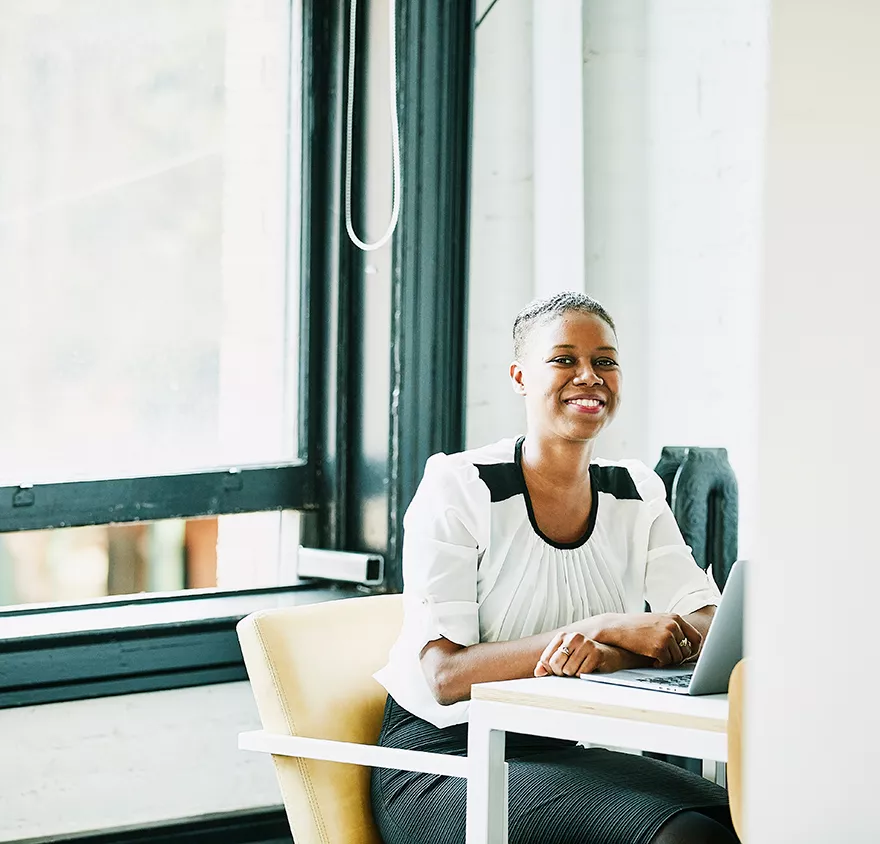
633, 674, 692, 689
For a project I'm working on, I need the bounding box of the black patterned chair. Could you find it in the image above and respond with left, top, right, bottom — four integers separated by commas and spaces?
654, 446, 738, 592
648, 446, 739, 776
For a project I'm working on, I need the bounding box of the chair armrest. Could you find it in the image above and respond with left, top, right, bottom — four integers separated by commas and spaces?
239, 730, 469, 778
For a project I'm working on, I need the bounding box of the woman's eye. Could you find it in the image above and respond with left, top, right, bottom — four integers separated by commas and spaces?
550, 356, 575, 365
596, 358, 618, 368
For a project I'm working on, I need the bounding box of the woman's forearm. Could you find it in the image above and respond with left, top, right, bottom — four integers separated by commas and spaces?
420, 632, 563, 705
420, 606, 710, 705
420, 613, 613, 705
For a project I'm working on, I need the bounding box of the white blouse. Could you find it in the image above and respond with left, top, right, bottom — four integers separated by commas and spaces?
374, 437, 721, 728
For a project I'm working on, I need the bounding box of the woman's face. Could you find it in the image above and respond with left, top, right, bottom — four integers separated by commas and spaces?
510, 311, 621, 442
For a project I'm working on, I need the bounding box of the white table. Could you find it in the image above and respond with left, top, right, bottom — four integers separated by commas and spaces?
465, 676, 729, 844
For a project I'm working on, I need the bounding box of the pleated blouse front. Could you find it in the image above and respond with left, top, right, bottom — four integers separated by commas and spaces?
374, 437, 720, 729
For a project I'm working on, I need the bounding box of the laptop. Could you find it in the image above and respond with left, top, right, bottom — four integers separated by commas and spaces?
579, 559, 746, 695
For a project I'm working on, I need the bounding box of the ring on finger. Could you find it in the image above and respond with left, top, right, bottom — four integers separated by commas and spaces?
679, 637, 690, 650
559, 645, 572, 656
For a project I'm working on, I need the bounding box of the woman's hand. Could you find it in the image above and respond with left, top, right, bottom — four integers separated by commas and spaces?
595, 613, 703, 667
534, 632, 625, 677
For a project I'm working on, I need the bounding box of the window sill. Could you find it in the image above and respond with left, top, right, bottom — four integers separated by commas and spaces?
0, 582, 368, 709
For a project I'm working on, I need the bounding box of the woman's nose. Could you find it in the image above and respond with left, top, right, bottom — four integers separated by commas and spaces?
572, 364, 602, 385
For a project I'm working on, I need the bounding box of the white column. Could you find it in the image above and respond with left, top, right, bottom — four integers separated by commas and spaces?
466, 0, 535, 447
532, 0, 585, 299
581, 1, 651, 461
749, 1, 880, 840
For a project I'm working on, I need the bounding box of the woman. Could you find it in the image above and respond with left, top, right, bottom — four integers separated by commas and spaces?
372, 291, 737, 844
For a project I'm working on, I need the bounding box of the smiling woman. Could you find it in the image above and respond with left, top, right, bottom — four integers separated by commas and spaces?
511, 296, 620, 446
370, 291, 736, 844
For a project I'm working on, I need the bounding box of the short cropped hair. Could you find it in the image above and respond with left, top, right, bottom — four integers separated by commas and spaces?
512, 291, 617, 359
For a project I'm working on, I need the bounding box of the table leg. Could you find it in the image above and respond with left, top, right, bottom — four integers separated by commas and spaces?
466, 705, 508, 844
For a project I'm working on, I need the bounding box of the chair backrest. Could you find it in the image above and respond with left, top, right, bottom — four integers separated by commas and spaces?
654, 446, 739, 591
237, 594, 404, 844
727, 658, 747, 841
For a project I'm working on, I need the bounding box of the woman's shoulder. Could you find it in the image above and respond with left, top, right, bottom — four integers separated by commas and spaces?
418, 437, 519, 494
405, 441, 517, 537
459, 437, 519, 467
590, 456, 666, 504
425, 437, 519, 475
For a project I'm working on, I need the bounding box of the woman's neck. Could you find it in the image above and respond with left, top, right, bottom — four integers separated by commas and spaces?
520, 433, 594, 488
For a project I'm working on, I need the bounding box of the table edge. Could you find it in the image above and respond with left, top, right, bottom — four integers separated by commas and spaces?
471, 687, 728, 733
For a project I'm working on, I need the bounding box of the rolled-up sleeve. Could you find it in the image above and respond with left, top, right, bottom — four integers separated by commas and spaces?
639, 469, 721, 615
401, 453, 483, 648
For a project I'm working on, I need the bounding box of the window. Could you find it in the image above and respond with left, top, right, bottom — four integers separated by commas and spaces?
0, 0, 474, 711
0, 512, 302, 606
0, 0, 309, 609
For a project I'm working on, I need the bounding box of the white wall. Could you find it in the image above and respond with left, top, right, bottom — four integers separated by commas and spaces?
585, 0, 768, 559
0, 684, 279, 841
640, 1, 767, 558
467, 0, 768, 555
749, 1, 880, 840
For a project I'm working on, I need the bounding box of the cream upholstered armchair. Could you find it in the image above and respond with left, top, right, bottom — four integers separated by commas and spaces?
236, 594, 468, 844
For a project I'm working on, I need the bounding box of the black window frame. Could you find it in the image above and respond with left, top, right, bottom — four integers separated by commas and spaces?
0, 0, 475, 710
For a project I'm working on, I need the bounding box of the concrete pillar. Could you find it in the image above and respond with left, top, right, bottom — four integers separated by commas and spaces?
749, 1, 880, 840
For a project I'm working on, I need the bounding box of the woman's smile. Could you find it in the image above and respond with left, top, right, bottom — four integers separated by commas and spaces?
563, 394, 607, 415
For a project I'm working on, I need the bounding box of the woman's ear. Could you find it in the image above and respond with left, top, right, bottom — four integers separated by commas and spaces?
510, 361, 526, 395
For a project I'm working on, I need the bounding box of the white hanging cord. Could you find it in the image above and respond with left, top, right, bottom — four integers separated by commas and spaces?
345, 0, 402, 252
